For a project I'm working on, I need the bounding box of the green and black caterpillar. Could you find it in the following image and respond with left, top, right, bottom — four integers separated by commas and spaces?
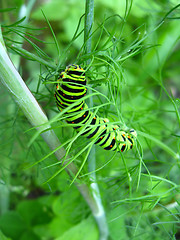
54, 64, 137, 152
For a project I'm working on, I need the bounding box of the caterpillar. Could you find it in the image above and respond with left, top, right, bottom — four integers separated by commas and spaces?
54, 64, 137, 152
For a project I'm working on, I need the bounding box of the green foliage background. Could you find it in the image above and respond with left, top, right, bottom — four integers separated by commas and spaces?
0, 0, 180, 239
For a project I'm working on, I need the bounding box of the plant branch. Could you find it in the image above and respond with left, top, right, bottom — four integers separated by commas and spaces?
0, 36, 106, 228
84, 0, 94, 57
84, 0, 109, 239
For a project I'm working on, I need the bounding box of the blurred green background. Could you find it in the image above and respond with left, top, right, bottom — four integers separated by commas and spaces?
0, 0, 180, 239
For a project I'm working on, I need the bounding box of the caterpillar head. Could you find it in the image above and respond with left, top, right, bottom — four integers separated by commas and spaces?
129, 129, 137, 138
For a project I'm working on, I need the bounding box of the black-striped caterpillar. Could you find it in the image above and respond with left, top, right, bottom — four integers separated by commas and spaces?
54, 64, 137, 152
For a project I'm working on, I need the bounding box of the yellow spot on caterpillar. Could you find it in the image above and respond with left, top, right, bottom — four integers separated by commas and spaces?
72, 121, 74, 124
63, 93, 65, 96
83, 115, 86, 117
110, 145, 112, 148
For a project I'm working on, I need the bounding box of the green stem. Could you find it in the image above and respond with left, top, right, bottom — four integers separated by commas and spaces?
0, 1, 36, 213
0, 36, 106, 228
84, 1, 109, 239
84, 0, 94, 57
84, 0, 96, 177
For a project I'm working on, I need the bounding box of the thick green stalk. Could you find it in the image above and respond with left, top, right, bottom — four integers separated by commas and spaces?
0, 36, 106, 227
0, 2, 36, 216
84, 0, 109, 239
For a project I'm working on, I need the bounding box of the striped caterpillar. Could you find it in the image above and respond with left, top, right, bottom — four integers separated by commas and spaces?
54, 64, 137, 152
